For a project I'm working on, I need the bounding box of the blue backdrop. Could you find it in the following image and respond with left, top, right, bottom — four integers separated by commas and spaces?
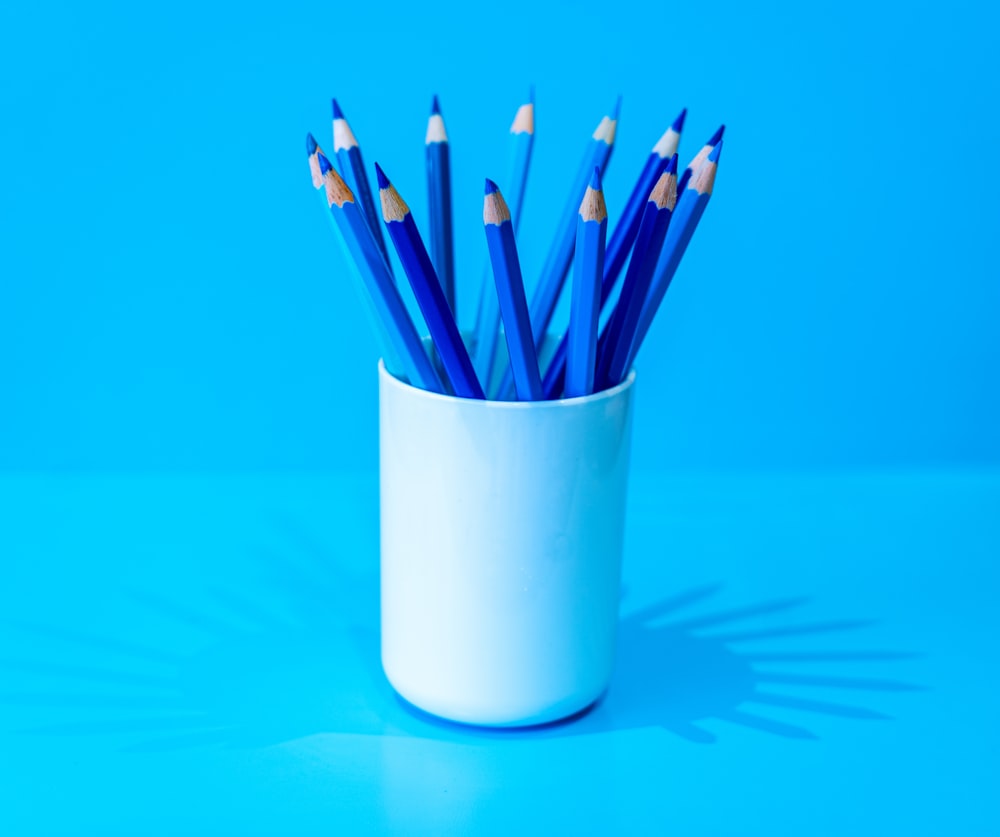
1, 0, 996, 471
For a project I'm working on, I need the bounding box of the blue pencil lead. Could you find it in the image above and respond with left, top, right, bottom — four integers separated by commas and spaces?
317, 151, 333, 175
612, 95, 623, 120
484, 178, 500, 195
431, 94, 441, 115
589, 166, 602, 191
331, 98, 345, 120
672, 107, 688, 133
708, 141, 723, 164
374, 162, 390, 190
306, 132, 318, 155
667, 153, 679, 174
707, 124, 726, 146
528, 84, 535, 104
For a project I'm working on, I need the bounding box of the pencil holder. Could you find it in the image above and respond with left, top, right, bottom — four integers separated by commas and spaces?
378, 354, 636, 727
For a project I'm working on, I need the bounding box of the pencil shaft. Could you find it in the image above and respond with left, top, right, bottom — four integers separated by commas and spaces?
484, 218, 543, 400
565, 213, 607, 398
427, 139, 455, 313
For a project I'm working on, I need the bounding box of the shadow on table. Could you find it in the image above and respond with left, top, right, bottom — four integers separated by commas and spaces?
0, 520, 923, 750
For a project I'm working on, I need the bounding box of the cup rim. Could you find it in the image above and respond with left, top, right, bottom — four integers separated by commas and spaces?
378, 359, 636, 408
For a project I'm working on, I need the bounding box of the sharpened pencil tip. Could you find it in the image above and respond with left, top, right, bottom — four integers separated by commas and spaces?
589, 166, 602, 191
708, 141, 722, 163
484, 178, 500, 195
708, 124, 725, 146
374, 162, 390, 190
431, 94, 441, 115
672, 107, 687, 133
331, 99, 344, 120
317, 151, 333, 175
612, 95, 622, 120
667, 153, 678, 174
306, 132, 318, 155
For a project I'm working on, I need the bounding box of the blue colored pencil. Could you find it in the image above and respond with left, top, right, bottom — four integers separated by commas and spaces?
315, 152, 444, 393
623, 142, 722, 380
426, 96, 455, 314
564, 168, 607, 398
472, 90, 535, 389
541, 109, 687, 398
483, 179, 542, 400
595, 155, 678, 390
375, 163, 485, 400
332, 99, 392, 274
496, 98, 620, 398
526, 98, 620, 346
676, 123, 724, 196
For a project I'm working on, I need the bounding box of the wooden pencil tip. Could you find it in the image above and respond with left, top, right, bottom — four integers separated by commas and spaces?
374, 162, 390, 190
331, 98, 345, 120
708, 124, 726, 146
588, 166, 602, 191
431, 94, 441, 115
484, 178, 500, 195
672, 107, 687, 133
306, 132, 318, 155
317, 151, 333, 175
708, 141, 722, 164
667, 153, 679, 174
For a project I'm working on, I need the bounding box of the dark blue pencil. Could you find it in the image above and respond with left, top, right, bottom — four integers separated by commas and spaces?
595, 156, 678, 390
472, 90, 535, 389
564, 168, 608, 398
426, 96, 455, 314
483, 179, 542, 400
316, 152, 443, 393
496, 99, 620, 398
332, 100, 392, 273
541, 109, 687, 398
624, 142, 722, 381
375, 163, 485, 400
676, 124, 724, 196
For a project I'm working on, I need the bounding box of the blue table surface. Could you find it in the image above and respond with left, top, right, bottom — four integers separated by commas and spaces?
2, 470, 998, 835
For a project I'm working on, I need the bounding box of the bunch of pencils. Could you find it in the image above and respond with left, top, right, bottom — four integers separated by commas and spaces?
305, 93, 723, 401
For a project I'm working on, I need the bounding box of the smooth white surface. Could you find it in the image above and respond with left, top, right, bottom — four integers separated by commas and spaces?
379, 364, 636, 725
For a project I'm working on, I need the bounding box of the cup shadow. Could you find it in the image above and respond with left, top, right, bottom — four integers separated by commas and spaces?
0, 521, 923, 751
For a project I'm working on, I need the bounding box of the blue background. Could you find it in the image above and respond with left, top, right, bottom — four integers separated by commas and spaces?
1, 0, 997, 471
2, 1, 999, 834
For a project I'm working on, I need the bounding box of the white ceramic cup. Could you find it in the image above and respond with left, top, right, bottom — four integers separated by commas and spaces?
378, 355, 636, 727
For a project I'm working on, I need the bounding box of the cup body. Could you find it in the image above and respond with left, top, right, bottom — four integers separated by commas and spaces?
378, 359, 636, 727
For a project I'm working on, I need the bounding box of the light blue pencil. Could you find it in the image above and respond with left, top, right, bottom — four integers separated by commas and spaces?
332, 99, 392, 274
527, 97, 620, 346
564, 168, 607, 398
623, 141, 722, 380
483, 179, 542, 401
472, 90, 535, 389
316, 152, 444, 392
426, 95, 455, 314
